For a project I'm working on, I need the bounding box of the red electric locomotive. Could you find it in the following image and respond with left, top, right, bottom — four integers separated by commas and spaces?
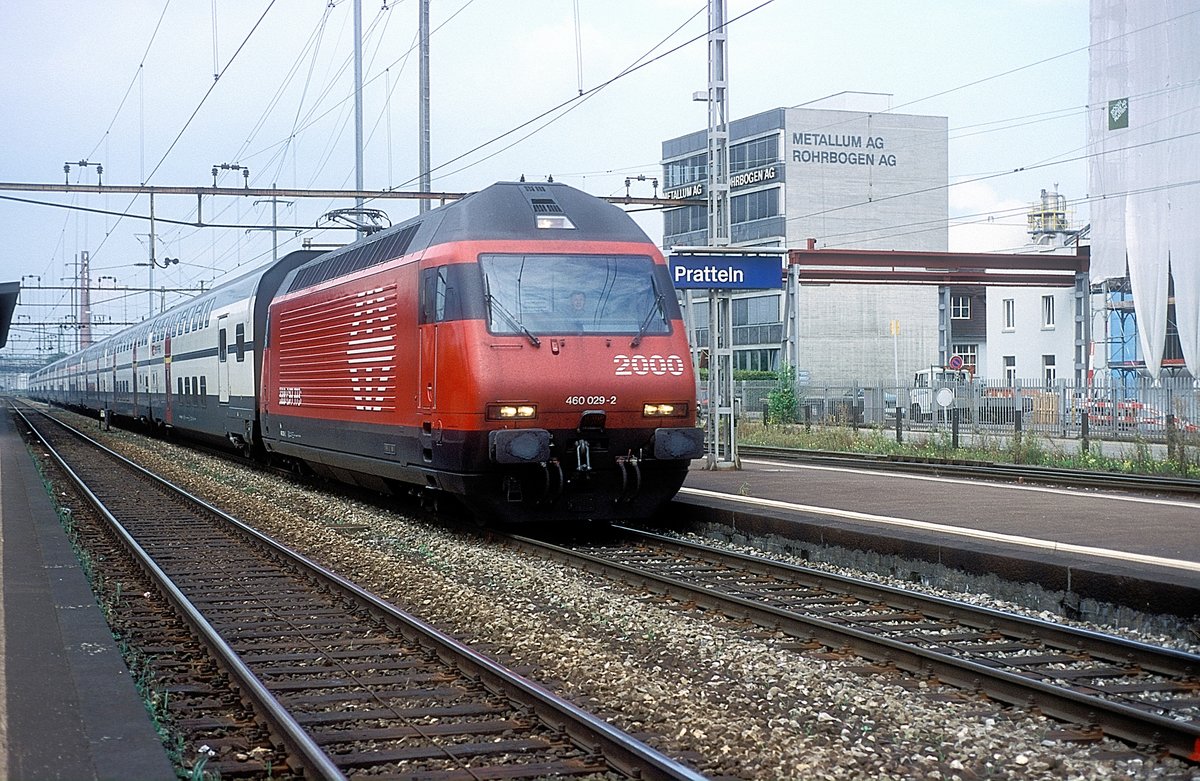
260, 181, 703, 523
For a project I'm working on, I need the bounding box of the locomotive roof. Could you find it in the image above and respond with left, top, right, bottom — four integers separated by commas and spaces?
430, 181, 648, 243
284, 181, 651, 294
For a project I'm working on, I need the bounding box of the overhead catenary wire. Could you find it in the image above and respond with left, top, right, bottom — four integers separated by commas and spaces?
84, 0, 280, 271
391, 1, 772, 191
18, 3, 1189, 340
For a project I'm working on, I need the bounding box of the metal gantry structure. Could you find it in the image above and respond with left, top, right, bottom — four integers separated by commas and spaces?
703, 0, 738, 470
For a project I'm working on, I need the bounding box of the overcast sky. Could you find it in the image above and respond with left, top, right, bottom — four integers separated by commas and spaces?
1, 0, 1090, 348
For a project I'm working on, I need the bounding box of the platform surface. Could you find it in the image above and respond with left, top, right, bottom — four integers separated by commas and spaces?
679, 454, 1200, 605
0, 408, 175, 780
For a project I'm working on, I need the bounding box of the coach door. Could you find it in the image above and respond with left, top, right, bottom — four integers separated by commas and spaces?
217, 315, 231, 403
164, 335, 174, 423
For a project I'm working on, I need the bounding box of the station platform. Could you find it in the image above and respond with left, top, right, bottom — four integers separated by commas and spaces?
677, 454, 1200, 617
0, 408, 174, 780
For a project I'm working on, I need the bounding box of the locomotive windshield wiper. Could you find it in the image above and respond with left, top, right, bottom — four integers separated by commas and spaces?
487, 292, 541, 347
630, 292, 665, 348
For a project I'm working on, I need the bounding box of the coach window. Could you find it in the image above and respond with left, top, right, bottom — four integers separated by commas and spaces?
199, 376, 207, 404
235, 323, 246, 362
219, 326, 228, 363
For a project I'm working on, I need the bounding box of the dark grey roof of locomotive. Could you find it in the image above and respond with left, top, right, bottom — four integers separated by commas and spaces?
285, 181, 650, 294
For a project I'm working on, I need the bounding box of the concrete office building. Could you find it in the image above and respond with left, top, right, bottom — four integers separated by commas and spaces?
661, 93, 949, 387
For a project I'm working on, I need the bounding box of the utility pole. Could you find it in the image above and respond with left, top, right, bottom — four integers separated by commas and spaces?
79, 250, 92, 348
353, 0, 366, 235
148, 193, 156, 317
138, 193, 179, 318
253, 190, 294, 263
418, 0, 431, 213
64, 256, 81, 352
704, 0, 737, 470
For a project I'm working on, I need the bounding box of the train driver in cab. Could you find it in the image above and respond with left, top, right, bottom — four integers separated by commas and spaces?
567, 290, 588, 331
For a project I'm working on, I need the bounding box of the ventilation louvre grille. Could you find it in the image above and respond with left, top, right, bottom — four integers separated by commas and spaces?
288, 223, 420, 293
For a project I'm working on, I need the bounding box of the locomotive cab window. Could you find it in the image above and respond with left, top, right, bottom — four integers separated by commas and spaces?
420, 265, 472, 324
479, 253, 674, 337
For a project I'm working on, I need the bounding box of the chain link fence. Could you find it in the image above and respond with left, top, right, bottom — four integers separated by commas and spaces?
723, 377, 1199, 444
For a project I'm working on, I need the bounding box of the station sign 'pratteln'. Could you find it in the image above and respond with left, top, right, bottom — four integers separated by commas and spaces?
667, 253, 783, 290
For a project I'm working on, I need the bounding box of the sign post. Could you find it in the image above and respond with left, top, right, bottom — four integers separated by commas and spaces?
670, 249, 786, 469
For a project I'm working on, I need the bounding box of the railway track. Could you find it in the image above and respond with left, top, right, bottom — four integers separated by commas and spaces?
506, 526, 1200, 763
738, 444, 1200, 497
15, 403, 706, 781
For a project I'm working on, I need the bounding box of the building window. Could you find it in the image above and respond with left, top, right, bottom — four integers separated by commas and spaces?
1042, 354, 1056, 386
664, 152, 707, 189
733, 295, 779, 326
730, 135, 779, 173
1003, 355, 1017, 386
950, 344, 977, 374
734, 348, 779, 372
951, 295, 970, 320
664, 205, 707, 238
1003, 299, 1015, 330
730, 188, 779, 223
1042, 295, 1055, 328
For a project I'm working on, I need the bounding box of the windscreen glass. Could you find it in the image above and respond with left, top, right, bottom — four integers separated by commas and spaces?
479, 253, 670, 337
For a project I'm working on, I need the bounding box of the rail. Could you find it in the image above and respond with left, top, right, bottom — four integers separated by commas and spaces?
14, 401, 707, 781
506, 526, 1200, 762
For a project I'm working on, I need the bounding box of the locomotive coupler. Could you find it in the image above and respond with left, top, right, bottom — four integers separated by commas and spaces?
575, 438, 592, 473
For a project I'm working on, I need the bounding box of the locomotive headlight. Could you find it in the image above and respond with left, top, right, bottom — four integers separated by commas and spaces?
488, 403, 538, 420
643, 402, 687, 417
536, 214, 576, 230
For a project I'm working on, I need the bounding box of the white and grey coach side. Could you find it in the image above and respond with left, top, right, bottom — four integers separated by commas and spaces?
29, 250, 325, 451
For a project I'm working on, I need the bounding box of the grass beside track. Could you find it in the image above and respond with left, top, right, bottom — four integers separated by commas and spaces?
737, 421, 1200, 480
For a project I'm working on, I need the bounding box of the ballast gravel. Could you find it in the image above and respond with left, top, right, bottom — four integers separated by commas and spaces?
70, 421, 1199, 781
